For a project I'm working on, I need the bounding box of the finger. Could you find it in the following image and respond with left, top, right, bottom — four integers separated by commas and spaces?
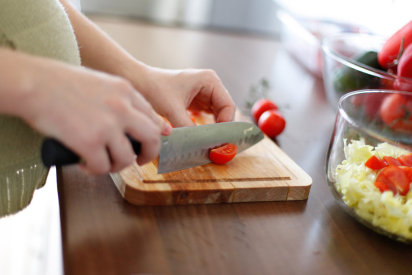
130, 92, 172, 135
81, 146, 111, 175
159, 114, 173, 136
60, 126, 112, 175
125, 110, 162, 165
215, 104, 236, 123
166, 105, 196, 128
106, 133, 135, 173
129, 91, 159, 121
210, 84, 236, 123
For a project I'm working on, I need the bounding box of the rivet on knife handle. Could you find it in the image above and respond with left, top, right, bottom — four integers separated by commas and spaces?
41, 135, 141, 167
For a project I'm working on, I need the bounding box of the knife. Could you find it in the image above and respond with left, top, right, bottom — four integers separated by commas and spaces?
41, 121, 264, 173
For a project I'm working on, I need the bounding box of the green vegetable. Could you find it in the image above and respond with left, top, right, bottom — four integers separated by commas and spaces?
333, 51, 384, 93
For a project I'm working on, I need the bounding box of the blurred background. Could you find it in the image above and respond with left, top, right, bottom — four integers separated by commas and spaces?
77, 0, 412, 79
78, 0, 412, 37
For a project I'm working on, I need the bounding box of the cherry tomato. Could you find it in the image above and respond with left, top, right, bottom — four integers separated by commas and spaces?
380, 94, 412, 132
365, 155, 387, 170
375, 166, 410, 195
394, 44, 412, 92
188, 110, 201, 116
364, 93, 387, 119
398, 153, 412, 167
251, 99, 278, 122
257, 110, 286, 138
380, 77, 395, 90
209, 143, 238, 165
350, 93, 386, 119
378, 20, 412, 69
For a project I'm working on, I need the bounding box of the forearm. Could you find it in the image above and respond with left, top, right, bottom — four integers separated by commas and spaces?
60, 0, 151, 90
0, 47, 45, 119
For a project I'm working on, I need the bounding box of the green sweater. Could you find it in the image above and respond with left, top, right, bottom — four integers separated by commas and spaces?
0, 0, 81, 216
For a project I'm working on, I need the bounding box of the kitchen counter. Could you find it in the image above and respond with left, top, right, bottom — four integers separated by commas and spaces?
58, 16, 412, 275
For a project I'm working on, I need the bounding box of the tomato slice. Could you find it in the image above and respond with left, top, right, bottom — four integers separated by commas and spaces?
374, 181, 393, 193
402, 166, 412, 182
382, 156, 402, 166
365, 155, 388, 170
398, 153, 412, 167
375, 166, 410, 195
401, 166, 412, 181
209, 143, 238, 165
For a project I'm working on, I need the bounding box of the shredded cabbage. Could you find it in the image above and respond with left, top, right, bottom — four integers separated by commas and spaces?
335, 139, 412, 239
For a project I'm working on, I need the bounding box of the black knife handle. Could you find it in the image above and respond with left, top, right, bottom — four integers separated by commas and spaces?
41, 135, 141, 167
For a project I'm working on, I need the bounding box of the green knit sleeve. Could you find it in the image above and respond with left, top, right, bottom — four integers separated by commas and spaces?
0, 0, 81, 217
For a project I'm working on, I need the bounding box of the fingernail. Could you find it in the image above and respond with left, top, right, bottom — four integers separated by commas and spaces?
162, 122, 173, 135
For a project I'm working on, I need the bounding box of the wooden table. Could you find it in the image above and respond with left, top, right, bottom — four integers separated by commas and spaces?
58, 16, 412, 275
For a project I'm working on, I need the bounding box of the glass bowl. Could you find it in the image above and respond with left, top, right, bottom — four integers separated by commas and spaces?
321, 33, 412, 108
326, 89, 412, 243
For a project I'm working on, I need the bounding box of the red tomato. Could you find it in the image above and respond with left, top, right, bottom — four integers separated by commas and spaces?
364, 93, 387, 119
398, 153, 412, 167
382, 156, 402, 166
209, 143, 238, 165
397, 44, 412, 78
378, 20, 412, 69
188, 110, 201, 116
375, 166, 410, 195
350, 93, 386, 119
365, 155, 388, 170
380, 77, 395, 90
403, 166, 412, 181
257, 110, 286, 138
380, 94, 412, 132
251, 99, 278, 122
374, 181, 393, 193
394, 44, 412, 92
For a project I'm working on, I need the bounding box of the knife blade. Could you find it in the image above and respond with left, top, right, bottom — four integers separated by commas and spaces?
157, 121, 263, 173
41, 121, 263, 173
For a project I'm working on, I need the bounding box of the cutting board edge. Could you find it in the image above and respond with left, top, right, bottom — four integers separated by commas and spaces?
111, 172, 311, 205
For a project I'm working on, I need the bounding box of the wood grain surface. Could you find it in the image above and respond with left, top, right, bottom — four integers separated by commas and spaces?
111, 112, 312, 205
57, 16, 412, 275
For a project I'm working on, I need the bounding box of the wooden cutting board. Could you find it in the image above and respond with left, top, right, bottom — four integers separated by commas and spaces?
110, 112, 312, 205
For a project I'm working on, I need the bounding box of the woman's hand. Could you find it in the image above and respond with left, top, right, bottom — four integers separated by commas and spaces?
0, 49, 171, 175
131, 67, 236, 127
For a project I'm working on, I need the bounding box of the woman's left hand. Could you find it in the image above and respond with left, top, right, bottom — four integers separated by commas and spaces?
132, 67, 236, 127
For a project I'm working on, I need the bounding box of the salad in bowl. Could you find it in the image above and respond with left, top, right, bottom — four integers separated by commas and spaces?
327, 90, 412, 242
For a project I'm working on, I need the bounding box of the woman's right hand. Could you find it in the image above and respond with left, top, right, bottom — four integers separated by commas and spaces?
0, 49, 171, 174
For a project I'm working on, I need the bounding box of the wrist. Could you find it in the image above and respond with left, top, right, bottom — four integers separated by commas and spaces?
119, 59, 157, 97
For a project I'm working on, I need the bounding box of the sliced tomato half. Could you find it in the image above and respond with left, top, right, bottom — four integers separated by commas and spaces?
375, 166, 410, 195
398, 153, 412, 167
209, 143, 238, 165
365, 155, 388, 170
382, 156, 403, 166
374, 181, 393, 193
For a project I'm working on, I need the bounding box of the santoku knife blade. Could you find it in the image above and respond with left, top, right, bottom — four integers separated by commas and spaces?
157, 121, 263, 173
